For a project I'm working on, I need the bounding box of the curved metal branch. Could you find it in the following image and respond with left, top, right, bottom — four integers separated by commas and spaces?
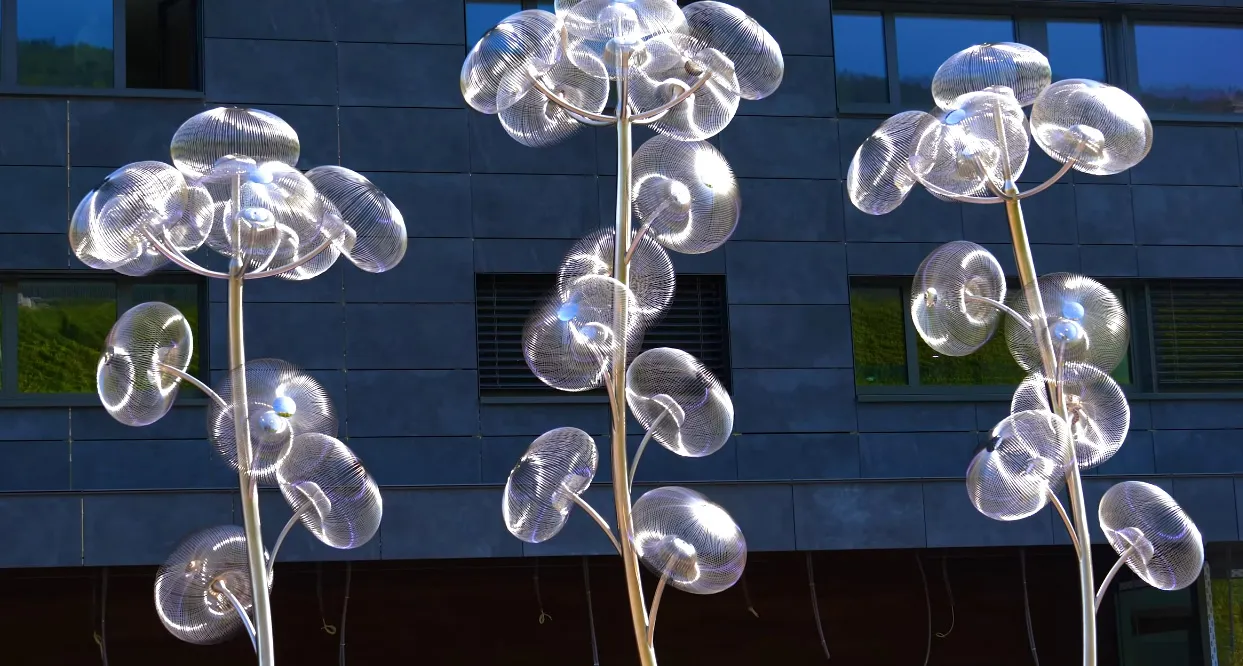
628, 410, 668, 494
142, 227, 230, 279
244, 231, 342, 280
212, 580, 257, 653
569, 492, 623, 555
963, 294, 1032, 333
915, 174, 1006, 205
1095, 544, 1136, 612
1015, 158, 1079, 201
631, 70, 713, 123
528, 72, 617, 125
647, 572, 670, 648
156, 362, 227, 409
1047, 488, 1082, 558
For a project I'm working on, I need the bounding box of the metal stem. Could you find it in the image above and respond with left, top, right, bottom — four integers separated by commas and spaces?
609, 44, 658, 666
1094, 545, 1136, 612
141, 226, 230, 279
228, 171, 277, 666
1015, 158, 1078, 200
213, 580, 258, 654
963, 294, 1032, 333
629, 410, 668, 494
568, 492, 622, 555
914, 175, 1006, 205
1047, 488, 1082, 558
155, 362, 226, 409
1003, 187, 1096, 666
267, 507, 309, 577
647, 572, 670, 649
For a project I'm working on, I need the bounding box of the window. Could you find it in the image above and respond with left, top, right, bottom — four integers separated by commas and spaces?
466, 0, 553, 46
833, 12, 888, 106
850, 279, 1132, 392
1133, 22, 1243, 116
894, 15, 1014, 105
1150, 281, 1243, 392
2, 0, 199, 92
2, 277, 203, 398
1047, 19, 1106, 83
476, 273, 730, 395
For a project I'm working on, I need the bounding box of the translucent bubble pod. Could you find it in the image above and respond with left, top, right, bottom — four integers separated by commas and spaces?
847, 111, 933, 216
558, 227, 675, 323
910, 241, 1007, 357
97, 302, 194, 428
1004, 273, 1130, 374
1030, 78, 1153, 176
967, 410, 1071, 521
504, 427, 599, 543
169, 107, 301, 180
305, 166, 407, 273
1100, 481, 1204, 592
629, 33, 741, 141
632, 135, 739, 254
631, 486, 746, 594
1012, 363, 1130, 470
154, 525, 268, 645
524, 276, 642, 391
276, 433, 382, 550
909, 86, 1030, 197
69, 161, 190, 276
931, 42, 1051, 108
681, 1, 783, 101
626, 347, 733, 457
556, 0, 687, 45
208, 359, 338, 481
499, 53, 611, 147
462, 10, 562, 115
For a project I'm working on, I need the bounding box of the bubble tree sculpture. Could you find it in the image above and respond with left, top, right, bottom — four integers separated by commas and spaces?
70, 107, 403, 665
462, 2, 782, 663
847, 43, 1204, 665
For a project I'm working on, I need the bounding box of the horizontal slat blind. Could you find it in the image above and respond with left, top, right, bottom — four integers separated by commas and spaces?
1151, 281, 1243, 391
476, 274, 731, 393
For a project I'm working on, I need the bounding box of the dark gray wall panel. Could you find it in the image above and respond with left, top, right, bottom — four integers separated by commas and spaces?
794, 483, 926, 550
735, 433, 861, 481
204, 39, 338, 105
381, 488, 521, 559
0, 496, 80, 567
83, 492, 232, 566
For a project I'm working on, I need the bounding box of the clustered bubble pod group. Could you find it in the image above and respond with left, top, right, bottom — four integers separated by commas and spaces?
74, 106, 398, 646
465, 0, 782, 633
848, 42, 1204, 598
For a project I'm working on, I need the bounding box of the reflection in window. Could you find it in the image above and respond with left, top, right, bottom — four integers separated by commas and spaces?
133, 283, 200, 381
895, 15, 1013, 105
17, 0, 113, 87
466, 1, 521, 47
834, 12, 889, 105
17, 282, 115, 394
918, 334, 1025, 386
849, 286, 908, 386
1047, 19, 1106, 83
1135, 23, 1243, 115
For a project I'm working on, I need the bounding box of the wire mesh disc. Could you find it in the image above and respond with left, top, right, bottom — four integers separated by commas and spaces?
556, 0, 686, 43
910, 241, 1006, 357
270, 194, 346, 282
154, 524, 268, 645
304, 166, 406, 273
1030, 78, 1153, 177
931, 42, 1051, 108
462, 10, 561, 115
504, 427, 599, 543
69, 161, 189, 276
97, 302, 194, 428
208, 359, 338, 482
1100, 481, 1204, 592
1012, 362, 1130, 470
629, 34, 741, 141
558, 227, 675, 324
632, 135, 739, 254
499, 52, 611, 147
276, 433, 382, 550
681, 1, 782, 100
967, 409, 1071, 521
632, 486, 746, 594
909, 87, 1030, 197
1004, 273, 1130, 374
524, 276, 643, 391
847, 111, 933, 216
170, 107, 300, 180
196, 157, 333, 274
626, 347, 733, 457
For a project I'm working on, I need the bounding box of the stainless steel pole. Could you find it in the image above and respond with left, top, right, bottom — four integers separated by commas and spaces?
229, 172, 277, 666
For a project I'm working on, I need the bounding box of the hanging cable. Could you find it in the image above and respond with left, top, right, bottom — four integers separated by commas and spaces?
583, 558, 601, 666
1020, 549, 1040, 666
316, 562, 338, 635
806, 553, 831, 661
741, 572, 760, 618
935, 556, 956, 638
533, 560, 552, 624
917, 555, 931, 666
94, 568, 110, 666
339, 562, 352, 666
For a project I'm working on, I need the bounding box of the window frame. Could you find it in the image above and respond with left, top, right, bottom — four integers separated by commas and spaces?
833, 3, 1243, 124
0, 0, 204, 98
846, 276, 1243, 402
0, 271, 209, 407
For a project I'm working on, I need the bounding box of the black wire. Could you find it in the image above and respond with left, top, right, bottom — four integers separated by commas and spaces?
935, 556, 956, 638
917, 555, 931, 666
100, 568, 109, 666
583, 558, 600, 666
741, 572, 759, 618
1020, 549, 1040, 666
339, 562, 352, 666
806, 553, 831, 661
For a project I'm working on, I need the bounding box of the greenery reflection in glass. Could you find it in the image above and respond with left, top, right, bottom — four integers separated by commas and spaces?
918, 334, 1026, 386
17, 0, 113, 88
18, 281, 115, 393
850, 285, 908, 385
1213, 577, 1243, 666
